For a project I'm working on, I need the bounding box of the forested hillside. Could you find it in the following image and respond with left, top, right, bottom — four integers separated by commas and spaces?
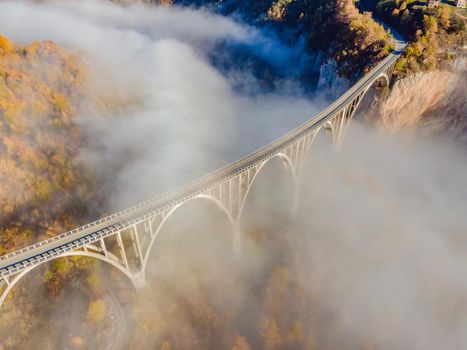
0, 36, 107, 254
0, 3, 397, 348
361, 0, 466, 76
152, 0, 394, 80
0, 1, 465, 349
357, 1, 466, 141
0, 0, 399, 256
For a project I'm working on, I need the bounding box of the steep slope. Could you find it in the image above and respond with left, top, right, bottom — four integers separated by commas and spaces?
360, 58, 467, 141
148, 0, 394, 82
0, 34, 130, 350
0, 35, 104, 254
362, 0, 466, 77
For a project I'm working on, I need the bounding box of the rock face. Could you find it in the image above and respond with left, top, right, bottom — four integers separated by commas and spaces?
360, 58, 467, 143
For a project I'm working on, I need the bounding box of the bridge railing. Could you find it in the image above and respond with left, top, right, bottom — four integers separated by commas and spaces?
0, 41, 405, 266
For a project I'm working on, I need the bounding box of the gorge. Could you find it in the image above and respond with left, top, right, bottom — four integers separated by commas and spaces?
0, 1, 466, 350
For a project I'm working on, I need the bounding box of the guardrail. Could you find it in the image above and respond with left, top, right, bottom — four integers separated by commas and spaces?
0, 38, 405, 272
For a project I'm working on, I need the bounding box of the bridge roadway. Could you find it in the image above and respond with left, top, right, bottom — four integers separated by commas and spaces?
0, 34, 406, 280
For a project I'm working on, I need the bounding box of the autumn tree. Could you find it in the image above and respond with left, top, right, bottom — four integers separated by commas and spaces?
87, 299, 108, 325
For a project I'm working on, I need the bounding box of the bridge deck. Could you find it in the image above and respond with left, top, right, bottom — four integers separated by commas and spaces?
0, 34, 406, 278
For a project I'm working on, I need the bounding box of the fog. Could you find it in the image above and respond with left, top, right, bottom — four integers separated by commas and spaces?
0, 1, 466, 350
0, 0, 323, 209
296, 125, 467, 349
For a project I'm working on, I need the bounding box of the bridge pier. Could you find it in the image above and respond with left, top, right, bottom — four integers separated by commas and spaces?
132, 271, 146, 289
233, 220, 241, 258
291, 182, 300, 215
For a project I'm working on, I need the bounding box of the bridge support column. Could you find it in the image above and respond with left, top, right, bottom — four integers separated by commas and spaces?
291, 182, 300, 215
233, 220, 241, 258
0, 277, 7, 296
116, 232, 129, 270
131, 225, 143, 266
132, 271, 146, 289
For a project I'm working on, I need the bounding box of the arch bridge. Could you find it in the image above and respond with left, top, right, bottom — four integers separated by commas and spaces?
0, 38, 405, 308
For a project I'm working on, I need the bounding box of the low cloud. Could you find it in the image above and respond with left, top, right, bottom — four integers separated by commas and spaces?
2, 1, 466, 350
295, 123, 467, 349
0, 0, 321, 209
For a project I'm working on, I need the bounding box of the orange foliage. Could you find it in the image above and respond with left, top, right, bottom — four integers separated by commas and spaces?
0, 35, 13, 54
261, 318, 283, 349
231, 336, 251, 350
0, 34, 99, 253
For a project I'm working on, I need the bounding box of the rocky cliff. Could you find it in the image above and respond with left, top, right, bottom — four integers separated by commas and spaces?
359, 57, 467, 142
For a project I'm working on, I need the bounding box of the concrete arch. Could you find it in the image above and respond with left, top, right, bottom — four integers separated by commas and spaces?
315, 125, 329, 142
306, 127, 322, 146
0, 251, 136, 308
300, 126, 327, 159
322, 72, 390, 143
293, 129, 321, 178
345, 71, 391, 129
142, 194, 235, 271
237, 152, 297, 223
314, 119, 342, 145
364, 72, 390, 95
323, 120, 335, 138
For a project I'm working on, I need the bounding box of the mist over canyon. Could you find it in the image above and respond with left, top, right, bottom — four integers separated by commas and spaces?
0, 1, 466, 350
0, 0, 329, 210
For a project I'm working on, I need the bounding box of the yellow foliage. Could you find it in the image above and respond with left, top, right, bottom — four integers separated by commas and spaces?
87, 299, 108, 325
267, 0, 293, 21
86, 272, 102, 289
285, 321, 304, 343
53, 258, 72, 275
160, 341, 171, 350
35, 178, 53, 201
261, 317, 283, 350
0, 35, 99, 254
70, 336, 85, 348
231, 336, 251, 350
0, 35, 13, 54
52, 92, 71, 117
23, 41, 42, 57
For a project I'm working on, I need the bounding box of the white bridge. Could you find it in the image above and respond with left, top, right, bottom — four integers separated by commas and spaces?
0, 37, 406, 308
